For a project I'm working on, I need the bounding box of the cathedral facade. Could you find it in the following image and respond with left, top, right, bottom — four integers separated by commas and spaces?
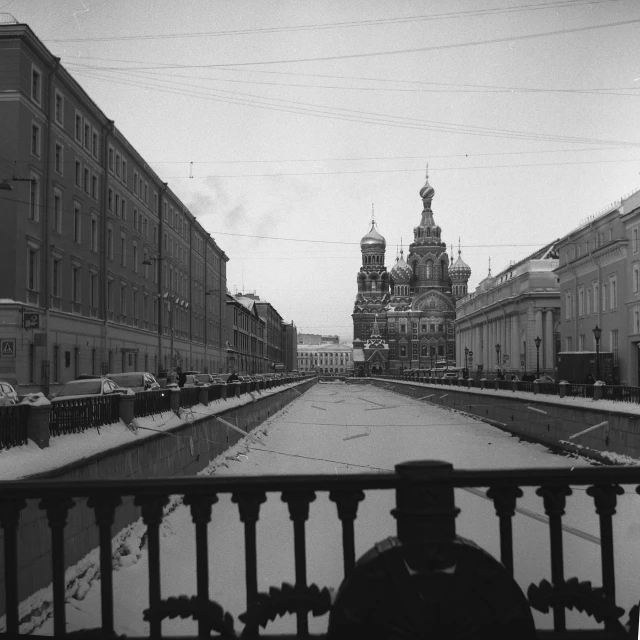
352, 172, 471, 375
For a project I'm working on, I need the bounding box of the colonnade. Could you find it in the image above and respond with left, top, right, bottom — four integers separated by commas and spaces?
456, 307, 556, 374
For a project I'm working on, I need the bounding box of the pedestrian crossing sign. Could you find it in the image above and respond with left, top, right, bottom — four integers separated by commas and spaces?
0, 339, 15, 358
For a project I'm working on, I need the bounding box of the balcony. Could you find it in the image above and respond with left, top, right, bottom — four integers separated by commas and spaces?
1, 460, 638, 638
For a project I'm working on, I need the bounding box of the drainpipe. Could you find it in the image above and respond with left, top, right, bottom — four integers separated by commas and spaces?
42, 57, 60, 395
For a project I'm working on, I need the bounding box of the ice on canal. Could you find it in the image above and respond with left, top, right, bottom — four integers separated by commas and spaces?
33, 382, 640, 636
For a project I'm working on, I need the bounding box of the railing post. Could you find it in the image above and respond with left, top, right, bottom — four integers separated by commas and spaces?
198, 386, 209, 407
586, 484, 624, 632
233, 491, 267, 636
536, 485, 572, 632
392, 460, 460, 544
329, 490, 365, 578
169, 388, 181, 413
559, 381, 567, 398
184, 493, 219, 639
26, 402, 51, 448
0, 499, 26, 634
486, 486, 523, 576
282, 490, 316, 638
40, 497, 75, 637
88, 495, 122, 635
118, 392, 135, 426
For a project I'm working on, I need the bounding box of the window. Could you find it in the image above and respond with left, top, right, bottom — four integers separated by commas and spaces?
634, 264, 640, 294
120, 285, 127, 317
400, 345, 407, 357
107, 279, 113, 311
53, 190, 62, 234
134, 172, 139, 195
566, 336, 573, 351
115, 153, 121, 178
593, 283, 599, 314
75, 113, 82, 142
91, 215, 98, 252
108, 188, 113, 212
90, 272, 98, 308
31, 67, 41, 104
120, 198, 126, 221
108, 147, 114, 172
602, 283, 607, 312
29, 175, 40, 221
84, 123, 90, 150
578, 287, 584, 317
122, 159, 127, 184
144, 182, 148, 204
72, 266, 81, 302
579, 334, 585, 351
635, 307, 640, 335
92, 131, 98, 158
115, 193, 120, 217
73, 204, 81, 243
27, 246, 39, 294
31, 123, 41, 157
586, 288, 591, 316
55, 143, 63, 174
107, 227, 114, 260
565, 291, 572, 320
133, 242, 138, 272
91, 175, 98, 200
609, 276, 617, 310
84, 167, 90, 193
75, 160, 81, 187
610, 330, 619, 366
52, 258, 61, 298
133, 290, 139, 319
634, 229, 638, 253
120, 235, 127, 267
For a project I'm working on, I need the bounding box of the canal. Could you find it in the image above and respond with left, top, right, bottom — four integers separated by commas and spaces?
34, 382, 640, 636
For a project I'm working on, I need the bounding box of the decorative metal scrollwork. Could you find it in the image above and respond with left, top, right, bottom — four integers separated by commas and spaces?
143, 595, 236, 638
239, 582, 332, 632
528, 577, 626, 631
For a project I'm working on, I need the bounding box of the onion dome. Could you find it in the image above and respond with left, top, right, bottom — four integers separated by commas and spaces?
419, 164, 435, 205
450, 246, 471, 281
390, 249, 412, 283
360, 219, 386, 249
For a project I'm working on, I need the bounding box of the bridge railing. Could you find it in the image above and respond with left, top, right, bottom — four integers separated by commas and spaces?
49, 396, 120, 437
0, 404, 29, 449
1, 461, 638, 637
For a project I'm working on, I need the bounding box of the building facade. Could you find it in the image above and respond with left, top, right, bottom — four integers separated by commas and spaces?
0, 19, 228, 391
352, 171, 471, 374
455, 243, 560, 378
297, 343, 353, 374
225, 294, 266, 374
281, 321, 298, 372
555, 188, 640, 384
297, 334, 339, 345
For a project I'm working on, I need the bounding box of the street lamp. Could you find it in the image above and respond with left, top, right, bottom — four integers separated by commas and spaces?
593, 325, 602, 382
143, 256, 163, 374
495, 343, 501, 373
464, 346, 469, 374
534, 336, 541, 379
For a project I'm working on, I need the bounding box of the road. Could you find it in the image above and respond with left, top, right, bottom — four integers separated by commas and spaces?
33, 382, 640, 636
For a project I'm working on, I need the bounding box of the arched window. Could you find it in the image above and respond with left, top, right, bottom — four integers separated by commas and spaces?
426, 260, 433, 279
426, 228, 431, 237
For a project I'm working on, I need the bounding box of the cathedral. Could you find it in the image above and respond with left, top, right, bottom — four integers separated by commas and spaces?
352, 170, 472, 375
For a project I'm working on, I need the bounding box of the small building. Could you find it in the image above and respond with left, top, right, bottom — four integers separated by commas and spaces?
297, 343, 353, 374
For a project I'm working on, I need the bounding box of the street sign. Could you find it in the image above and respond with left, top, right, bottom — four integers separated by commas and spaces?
0, 339, 15, 358
503, 354, 510, 363
23, 312, 39, 329
468, 351, 473, 357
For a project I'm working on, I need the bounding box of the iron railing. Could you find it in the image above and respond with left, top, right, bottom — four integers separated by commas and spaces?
179, 387, 202, 409
134, 389, 172, 418
49, 396, 120, 436
0, 462, 639, 638
0, 404, 29, 449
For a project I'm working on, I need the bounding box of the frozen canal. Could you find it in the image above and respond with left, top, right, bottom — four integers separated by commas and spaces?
34, 382, 640, 636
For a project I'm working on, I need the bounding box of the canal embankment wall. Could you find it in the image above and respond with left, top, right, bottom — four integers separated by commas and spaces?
2, 379, 316, 620
368, 379, 640, 463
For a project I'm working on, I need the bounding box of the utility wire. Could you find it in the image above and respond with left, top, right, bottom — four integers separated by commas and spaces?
45, 1, 611, 43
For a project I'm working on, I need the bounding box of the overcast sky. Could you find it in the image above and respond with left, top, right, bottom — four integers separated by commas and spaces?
9, 0, 640, 341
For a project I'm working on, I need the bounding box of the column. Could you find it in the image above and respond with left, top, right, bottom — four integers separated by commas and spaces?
545, 310, 554, 371
482, 322, 488, 370
535, 310, 543, 372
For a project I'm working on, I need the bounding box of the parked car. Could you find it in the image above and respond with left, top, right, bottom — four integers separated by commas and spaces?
534, 375, 557, 384
183, 373, 216, 387
51, 377, 130, 399
107, 372, 160, 392
0, 381, 19, 405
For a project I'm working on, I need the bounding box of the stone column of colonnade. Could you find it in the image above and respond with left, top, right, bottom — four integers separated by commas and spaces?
510, 314, 520, 372
482, 322, 488, 371
545, 310, 554, 371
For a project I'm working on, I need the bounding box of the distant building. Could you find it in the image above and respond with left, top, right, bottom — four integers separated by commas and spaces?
352, 170, 471, 374
297, 343, 353, 374
555, 187, 640, 384
281, 321, 298, 372
225, 294, 265, 374
297, 333, 339, 345
455, 243, 560, 378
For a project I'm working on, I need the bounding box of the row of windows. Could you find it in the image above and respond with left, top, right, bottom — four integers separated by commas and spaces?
565, 277, 617, 320
564, 330, 619, 366
389, 344, 446, 358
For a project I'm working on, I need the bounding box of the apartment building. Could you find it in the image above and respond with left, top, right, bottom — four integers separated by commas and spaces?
225, 294, 266, 374
0, 18, 228, 391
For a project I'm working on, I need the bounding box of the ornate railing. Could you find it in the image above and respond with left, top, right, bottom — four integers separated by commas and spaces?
0, 404, 29, 449
134, 389, 172, 418
49, 396, 120, 436
1, 461, 638, 638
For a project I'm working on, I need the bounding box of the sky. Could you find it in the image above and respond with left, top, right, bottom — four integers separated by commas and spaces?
7, 0, 640, 341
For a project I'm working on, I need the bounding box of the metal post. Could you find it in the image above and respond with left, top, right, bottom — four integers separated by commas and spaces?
535, 336, 541, 379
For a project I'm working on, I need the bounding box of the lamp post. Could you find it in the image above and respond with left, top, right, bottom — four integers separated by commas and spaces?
534, 336, 541, 379
464, 346, 469, 375
143, 256, 163, 375
495, 343, 501, 374
593, 325, 602, 381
